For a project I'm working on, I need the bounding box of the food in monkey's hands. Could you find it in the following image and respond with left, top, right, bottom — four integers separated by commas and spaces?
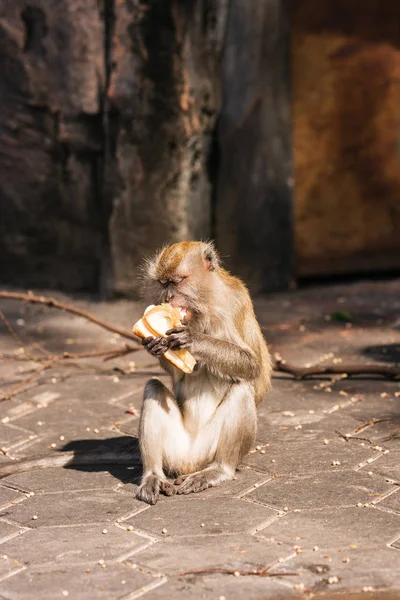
132, 303, 196, 374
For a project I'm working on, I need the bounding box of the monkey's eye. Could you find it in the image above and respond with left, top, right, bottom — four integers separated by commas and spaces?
158, 279, 168, 286
172, 276, 187, 285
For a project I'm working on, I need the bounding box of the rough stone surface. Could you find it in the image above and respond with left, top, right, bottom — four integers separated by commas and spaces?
141, 576, 299, 600
257, 507, 400, 549
0, 1, 228, 295
134, 534, 293, 575
1, 490, 140, 528
0, 487, 26, 511
0, 519, 27, 543
0, 564, 160, 600
0, 524, 152, 566
372, 450, 400, 482
107, 1, 228, 296
246, 471, 393, 511
274, 546, 400, 594
125, 498, 279, 538
0, 278, 399, 598
4, 466, 136, 494
243, 439, 379, 475
374, 489, 400, 514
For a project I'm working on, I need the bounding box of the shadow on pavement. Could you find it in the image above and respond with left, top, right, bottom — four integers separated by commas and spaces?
61, 435, 142, 484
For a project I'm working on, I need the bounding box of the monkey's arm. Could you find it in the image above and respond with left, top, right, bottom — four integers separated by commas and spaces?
167, 328, 259, 381
193, 335, 259, 380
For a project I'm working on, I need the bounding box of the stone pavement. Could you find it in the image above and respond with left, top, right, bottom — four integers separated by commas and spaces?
0, 278, 399, 599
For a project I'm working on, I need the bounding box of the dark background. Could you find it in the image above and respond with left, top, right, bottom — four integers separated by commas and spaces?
1, 0, 399, 297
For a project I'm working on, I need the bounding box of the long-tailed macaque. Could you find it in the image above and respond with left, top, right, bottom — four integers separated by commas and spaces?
136, 241, 271, 504
0, 242, 271, 505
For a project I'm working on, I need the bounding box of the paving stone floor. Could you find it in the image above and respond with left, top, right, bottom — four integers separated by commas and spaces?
0, 278, 399, 599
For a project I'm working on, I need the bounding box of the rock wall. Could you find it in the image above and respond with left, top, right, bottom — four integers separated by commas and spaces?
0, 0, 229, 295
0, 0, 106, 291
106, 0, 228, 295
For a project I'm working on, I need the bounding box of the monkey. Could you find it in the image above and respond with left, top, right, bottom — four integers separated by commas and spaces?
136, 240, 271, 504
0, 241, 271, 505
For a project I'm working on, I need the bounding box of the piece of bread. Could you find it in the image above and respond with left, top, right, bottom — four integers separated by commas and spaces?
133, 304, 196, 374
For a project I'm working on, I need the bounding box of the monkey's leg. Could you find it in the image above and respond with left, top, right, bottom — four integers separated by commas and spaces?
136, 378, 190, 505
176, 383, 257, 495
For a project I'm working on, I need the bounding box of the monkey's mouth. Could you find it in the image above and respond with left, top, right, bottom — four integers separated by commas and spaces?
168, 299, 192, 322
177, 306, 191, 322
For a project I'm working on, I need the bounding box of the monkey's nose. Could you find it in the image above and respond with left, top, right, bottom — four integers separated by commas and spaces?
165, 290, 173, 302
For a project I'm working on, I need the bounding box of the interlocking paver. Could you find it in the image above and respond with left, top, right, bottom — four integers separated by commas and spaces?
256, 506, 400, 549
271, 546, 400, 593
42, 376, 144, 405
0, 520, 26, 544
0, 490, 142, 527
246, 470, 394, 510
126, 498, 278, 537
0, 424, 35, 453
361, 420, 400, 448
11, 398, 130, 436
243, 439, 379, 475
135, 533, 293, 574
10, 424, 134, 457
0, 563, 160, 600
256, 410, 370, 447
371, 449, 400, 482
262, 378, 362, 416
1, 279, 400, 598
4, 465, 136, 494
0, 555, 25, 581
374, 489, 400, 514
0, 524, 152, 566
0, 487, 26, 511
141, 575, 299, 600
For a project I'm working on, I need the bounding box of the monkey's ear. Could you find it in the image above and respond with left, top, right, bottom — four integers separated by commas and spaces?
202, 242, 219, 271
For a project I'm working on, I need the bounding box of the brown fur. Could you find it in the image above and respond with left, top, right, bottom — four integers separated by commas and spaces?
137, 241, 271, 504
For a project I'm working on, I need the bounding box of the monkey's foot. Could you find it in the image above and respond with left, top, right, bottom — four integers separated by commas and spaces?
160, 480, 176, 496
175, 471, 214, 495
136, 476, 176, 505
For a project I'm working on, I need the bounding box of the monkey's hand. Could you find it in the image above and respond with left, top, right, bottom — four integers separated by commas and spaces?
165, 326, 192, 350
142, 336, 169, 357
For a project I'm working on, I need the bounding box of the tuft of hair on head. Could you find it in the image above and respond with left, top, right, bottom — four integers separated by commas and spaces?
137, 246, 166, 300
202, 241, 219, 271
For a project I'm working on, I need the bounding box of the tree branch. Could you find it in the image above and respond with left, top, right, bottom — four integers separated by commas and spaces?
0, 291, 142, 344
273, 358, 400, 380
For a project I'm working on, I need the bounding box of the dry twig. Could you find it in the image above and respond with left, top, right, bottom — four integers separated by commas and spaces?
335, 430, 373, 444
0, 307, 25, 348
179, 567, 299, 577
0, 346, 140, 401
354, 417, 392, 434
2, 358, 57, 401
0, 346, 138, 364
0, 291, 141, 344
273, 358, 400, 380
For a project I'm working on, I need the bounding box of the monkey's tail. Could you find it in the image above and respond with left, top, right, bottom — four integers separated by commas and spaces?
0, 451, 140, 479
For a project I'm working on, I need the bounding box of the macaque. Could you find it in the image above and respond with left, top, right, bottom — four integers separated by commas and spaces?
0, 242, 271, 505
136, 241, 271, 504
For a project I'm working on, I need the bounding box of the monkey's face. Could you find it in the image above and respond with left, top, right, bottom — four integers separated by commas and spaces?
142, 241, 219, 321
